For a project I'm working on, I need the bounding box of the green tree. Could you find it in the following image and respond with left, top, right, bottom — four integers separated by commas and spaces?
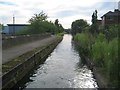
17, 11, 64, 35
71, 19, 89, 35
54, 19, 64, 33
28, 11, 48, 34
29, 11, 48, 23
91, 10, 99, 34
55, 19, 59, 26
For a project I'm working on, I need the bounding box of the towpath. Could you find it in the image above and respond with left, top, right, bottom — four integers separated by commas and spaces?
2, 35, 56, 64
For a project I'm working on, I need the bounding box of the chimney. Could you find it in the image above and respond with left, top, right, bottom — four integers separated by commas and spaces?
114, 9, 119, 12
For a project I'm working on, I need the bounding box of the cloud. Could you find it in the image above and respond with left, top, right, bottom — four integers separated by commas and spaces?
0, 0, 119, 28
0, 1, 16, 6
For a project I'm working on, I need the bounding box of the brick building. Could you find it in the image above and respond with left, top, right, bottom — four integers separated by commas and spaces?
101, 9, 120, 27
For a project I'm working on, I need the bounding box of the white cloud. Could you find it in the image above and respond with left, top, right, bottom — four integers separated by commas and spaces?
0, 0, 119, 28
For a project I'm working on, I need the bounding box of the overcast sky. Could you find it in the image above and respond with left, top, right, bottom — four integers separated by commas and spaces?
0, 0, 119, 28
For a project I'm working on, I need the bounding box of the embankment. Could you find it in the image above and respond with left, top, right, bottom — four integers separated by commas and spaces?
74, 41, 109, 88
2, 36, 62, 89
82, 55, 109, 88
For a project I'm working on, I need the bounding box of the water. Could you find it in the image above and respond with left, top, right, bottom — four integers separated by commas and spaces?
18, 34, 98, 89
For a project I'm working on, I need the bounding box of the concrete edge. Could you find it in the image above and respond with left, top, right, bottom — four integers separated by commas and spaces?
1, 37, 63, 89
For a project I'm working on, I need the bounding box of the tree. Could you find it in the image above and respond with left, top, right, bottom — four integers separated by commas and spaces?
71, 19, 89, 35
28, 11, 48, 34
54, 19, 64, 33
29, 11, 48, 23
91, 10, 99, 34
55, 19, 59, 26
17, 11, 64, 35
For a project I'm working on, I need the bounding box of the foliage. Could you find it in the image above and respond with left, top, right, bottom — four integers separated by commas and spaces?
0, 23, 4, 31
90, 10, 99, 34
29, 11, 48, 23
16, 11, 64, 35
102, 25, 119, 41
73, 23, 119, 87
91, 33, 107, 67
54, 19, 64, 33
104, 38, 119, 86
56, 32, 64, 37
71, 19, 89, 35
74, 33, 90, 56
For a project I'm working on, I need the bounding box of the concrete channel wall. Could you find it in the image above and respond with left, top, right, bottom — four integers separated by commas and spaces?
74, 42, 109, 88
2, 33, 51, 49
2, 37, 63, 89
83, 56, 109, 88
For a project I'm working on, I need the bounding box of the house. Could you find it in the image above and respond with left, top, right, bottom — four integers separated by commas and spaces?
96, 20, 102, 29
97, 20, 102, 26
3, 24, 29, 35
101, 9, 120, 27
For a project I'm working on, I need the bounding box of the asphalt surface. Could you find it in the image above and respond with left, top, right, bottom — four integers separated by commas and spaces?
2, 35, 56, 64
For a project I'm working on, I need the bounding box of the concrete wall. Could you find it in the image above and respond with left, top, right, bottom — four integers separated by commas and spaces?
83, 56, 109, 88
2, 37, 62, 89
2, 33, 51, 49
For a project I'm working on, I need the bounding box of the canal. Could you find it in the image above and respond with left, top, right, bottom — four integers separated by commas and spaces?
15, 34, 98, 89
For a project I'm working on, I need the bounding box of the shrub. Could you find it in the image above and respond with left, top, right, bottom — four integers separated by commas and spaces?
91, 33, 107, 67
74, 33, 90, 56
105, 38, 119, 86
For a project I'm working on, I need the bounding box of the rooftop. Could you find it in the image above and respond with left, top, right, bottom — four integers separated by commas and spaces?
7, 24, 30, 26
101, 9, 120, 18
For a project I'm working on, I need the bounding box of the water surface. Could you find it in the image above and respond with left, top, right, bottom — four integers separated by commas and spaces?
19, 34, 98, 88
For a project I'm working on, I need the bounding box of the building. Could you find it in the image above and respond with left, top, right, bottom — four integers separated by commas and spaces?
101, 9, 120, 27
96, 20, 102, 29
97, 20, 102, 25
2, 26, 9, 34
3, 24, 29, 35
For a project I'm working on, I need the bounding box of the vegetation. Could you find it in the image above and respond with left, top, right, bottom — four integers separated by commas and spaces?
0, 23, 4, 31
16, 11, 64, 35
71, 19, 89, 35
72, 17, 119, 87
90, 10, 99, 34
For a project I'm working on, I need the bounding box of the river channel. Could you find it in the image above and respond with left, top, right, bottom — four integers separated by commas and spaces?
16, 34, 98, 89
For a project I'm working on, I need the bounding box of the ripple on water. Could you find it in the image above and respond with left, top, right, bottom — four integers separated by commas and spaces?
18, 34, 98, 89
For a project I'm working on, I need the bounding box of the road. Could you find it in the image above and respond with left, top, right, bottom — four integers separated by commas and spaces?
2, 35, 56, 64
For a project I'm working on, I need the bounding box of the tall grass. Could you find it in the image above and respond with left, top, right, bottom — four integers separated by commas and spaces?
74, 33, 90, 56
74, 32, 119, 87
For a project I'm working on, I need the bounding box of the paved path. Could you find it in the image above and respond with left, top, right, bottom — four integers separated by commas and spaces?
2, 35, 56, 64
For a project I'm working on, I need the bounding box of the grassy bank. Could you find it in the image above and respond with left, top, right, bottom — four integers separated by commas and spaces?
74, 32, 119, 87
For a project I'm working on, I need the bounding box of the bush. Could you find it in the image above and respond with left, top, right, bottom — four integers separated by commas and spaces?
105, 38, 119, 86
73, 25, 119, 87
91, 33, 107, 67
91, 35, 119, 87
74, 33, 90, 56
